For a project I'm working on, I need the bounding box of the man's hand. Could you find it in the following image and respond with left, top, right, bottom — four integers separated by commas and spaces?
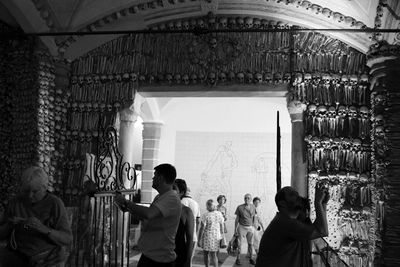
24, 216, 48, 234
315, 184, 329, 205
114, 192, 126, 206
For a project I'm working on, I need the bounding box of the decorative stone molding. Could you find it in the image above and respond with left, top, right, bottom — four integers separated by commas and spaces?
48, 1, 368, 54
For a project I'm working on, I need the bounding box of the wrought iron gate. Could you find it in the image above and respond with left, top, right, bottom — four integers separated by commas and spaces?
67, 126, 139, 267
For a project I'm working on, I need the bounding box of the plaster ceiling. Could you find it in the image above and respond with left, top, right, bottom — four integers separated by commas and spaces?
2, 0, 399, 59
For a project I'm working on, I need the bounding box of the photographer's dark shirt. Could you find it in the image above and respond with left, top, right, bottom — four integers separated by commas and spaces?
255, 212, 315, 267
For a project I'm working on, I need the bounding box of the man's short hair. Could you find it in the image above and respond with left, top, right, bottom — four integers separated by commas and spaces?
275, 186, 291, 211
154, 164, 177, 184
174, 178, 187, 195
21, 166, 49, 189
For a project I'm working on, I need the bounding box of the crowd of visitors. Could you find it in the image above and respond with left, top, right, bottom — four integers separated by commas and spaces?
0, 163, 329, 267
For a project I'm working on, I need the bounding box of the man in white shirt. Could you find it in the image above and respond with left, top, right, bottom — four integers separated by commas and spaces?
175, 179, 201, 266
115, 163, 181, 267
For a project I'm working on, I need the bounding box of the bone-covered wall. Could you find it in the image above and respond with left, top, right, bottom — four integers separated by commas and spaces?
0, 21, 65, 210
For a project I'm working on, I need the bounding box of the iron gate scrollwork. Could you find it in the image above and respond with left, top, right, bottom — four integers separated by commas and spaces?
93, 126, 137, 192
68, 126, 139, 267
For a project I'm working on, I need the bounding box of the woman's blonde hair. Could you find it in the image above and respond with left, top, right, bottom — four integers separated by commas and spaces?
206, 199, 216, 211
20, 166, 49, 189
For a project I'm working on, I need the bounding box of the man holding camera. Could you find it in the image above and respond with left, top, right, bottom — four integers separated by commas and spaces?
255, 185, 329, 267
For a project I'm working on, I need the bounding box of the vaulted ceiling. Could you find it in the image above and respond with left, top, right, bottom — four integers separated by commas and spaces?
2, 0, 400, 60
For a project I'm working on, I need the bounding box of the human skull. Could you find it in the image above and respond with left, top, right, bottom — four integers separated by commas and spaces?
228, 17, 236, 28
341, 74, 349, 85
333, 12, 345, 23
175, 20, 182, 31
244, 17, 253, 29
352, 138, 362, 151
374, 114, 385, 126
174, 73, 181, 84
190, 18, 197, 29
322, 73, 331, 84
294, 73, 303, 84
228, 71, 236, 82
198, 73, 206, 83
374, 94, 387, 106
321, 136, 331, 148
78, 75, 84, 85
209, 38, 217, 49
115, 74, 122, 82
107, 74, 114, 82
375, 126, 385, 138
219, 17, 228, 28
327, 106, 336, 117
182, 20, 190, 30
245, 73, 253, 84
85, 75, 92, 85
139, 74, 146, 83
94, 74, 100, 83
337, 105, 347, 117
167, 21, 175, 30
312, 73, 321, 84
359, 106, 369, 118
304, 73, 312, 83
219, 72, 227, 83
349, 74, 358, 86
348, 106, 358, 118
264, 72, 273, 83
308, 104, 317, 115
197, 18, 205, 28
166, 74, 173, 85
283, 73, 291, 83
359, 73, 369, 84
261, 19, 269, 29
273, 73, 282, 84
182, 74, 189, 85
148, 74, 155, 84
71, 76, 78, 85
331, 74, 340, 84
236, 17, 244, 28
190, 73, 197, 84
207, 72, 216, 85
317, 105, 327, 117
253, 18, 261, 29
254, 73, 263, 84
236, 72, 244, 83
100, 74, 108, 83
130, 73, 137, 82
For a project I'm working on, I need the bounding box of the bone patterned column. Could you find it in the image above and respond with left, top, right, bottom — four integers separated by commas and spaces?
287, 100, 308, 197
141, 121, 163, 203
367, 47, 400, 266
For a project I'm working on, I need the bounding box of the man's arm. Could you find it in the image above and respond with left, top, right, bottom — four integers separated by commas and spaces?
195, 217, 200, 233
115, 194, 162, 220
310, 185, 329, 239
234, 215, 239, 235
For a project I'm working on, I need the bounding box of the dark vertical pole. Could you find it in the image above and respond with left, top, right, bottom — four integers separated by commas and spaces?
276, 111, 281, 192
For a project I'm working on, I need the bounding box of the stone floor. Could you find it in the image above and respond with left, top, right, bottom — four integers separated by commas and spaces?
129, 248, 256, 267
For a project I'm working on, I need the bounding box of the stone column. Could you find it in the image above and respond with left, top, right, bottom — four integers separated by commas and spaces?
117, 93, 144, 188
287, 100, 307, 197
141, 121, 163, 203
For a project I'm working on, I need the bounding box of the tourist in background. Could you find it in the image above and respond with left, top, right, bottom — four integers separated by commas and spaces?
198, 199, 224, 267
175, 179, 201, 266
234, 193, 256, 265
173, 183, 194, 267
252, 197, 265, 261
